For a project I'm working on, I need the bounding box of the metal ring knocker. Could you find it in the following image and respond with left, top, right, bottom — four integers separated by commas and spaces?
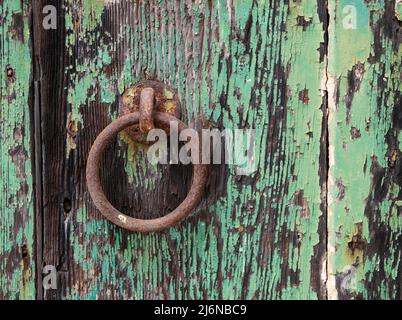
86, 81, 208, 232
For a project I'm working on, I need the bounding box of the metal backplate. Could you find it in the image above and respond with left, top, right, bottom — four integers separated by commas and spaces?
118, 80, 181, 143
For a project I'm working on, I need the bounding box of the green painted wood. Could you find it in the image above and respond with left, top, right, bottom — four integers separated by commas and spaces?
327, 0, 402, 299
0, 0, 35, 299
36, 0, 328, 299
0, 0, 400, 301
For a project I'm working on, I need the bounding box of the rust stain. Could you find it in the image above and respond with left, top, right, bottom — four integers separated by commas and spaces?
66, 112, 78, 155
389, 150, 398, 168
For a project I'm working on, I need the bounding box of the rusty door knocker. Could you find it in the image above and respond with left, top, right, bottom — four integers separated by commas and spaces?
86, 81, 208, 232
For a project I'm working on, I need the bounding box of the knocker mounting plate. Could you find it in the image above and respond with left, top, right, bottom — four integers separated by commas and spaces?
118, 80, 181, 144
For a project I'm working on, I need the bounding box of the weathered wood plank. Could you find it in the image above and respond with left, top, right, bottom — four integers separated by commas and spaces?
32, 0, 68, 300
35, 0, 327, 299
0, 0, 35, 299
2, 0, 399, 301
327, 0, 402, 299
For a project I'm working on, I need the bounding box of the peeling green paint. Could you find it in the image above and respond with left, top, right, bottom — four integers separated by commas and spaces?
0, 0, 400, 301
328, 0, 402, 299
64, 0, 328, 300
0, 0, 35, 299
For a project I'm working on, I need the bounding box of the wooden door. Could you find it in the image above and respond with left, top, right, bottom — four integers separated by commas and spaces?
0, 0, 400, 300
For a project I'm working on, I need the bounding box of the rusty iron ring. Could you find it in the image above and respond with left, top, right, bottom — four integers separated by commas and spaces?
86, 112, 208, 233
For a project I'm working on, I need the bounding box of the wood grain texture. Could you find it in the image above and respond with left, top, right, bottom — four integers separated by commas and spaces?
1, 0, 400, 301
34, 0, 328, 299
32, 0, 68, 300
327, 0, 402, 300
0, 0, 35, 299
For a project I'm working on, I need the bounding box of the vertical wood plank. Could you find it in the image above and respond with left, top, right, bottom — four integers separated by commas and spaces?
0, 0, 35, 299
327, 0, 402, 299
32, 0, 67, 300
1, 0, 400, 301
38, 0, 328, 299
